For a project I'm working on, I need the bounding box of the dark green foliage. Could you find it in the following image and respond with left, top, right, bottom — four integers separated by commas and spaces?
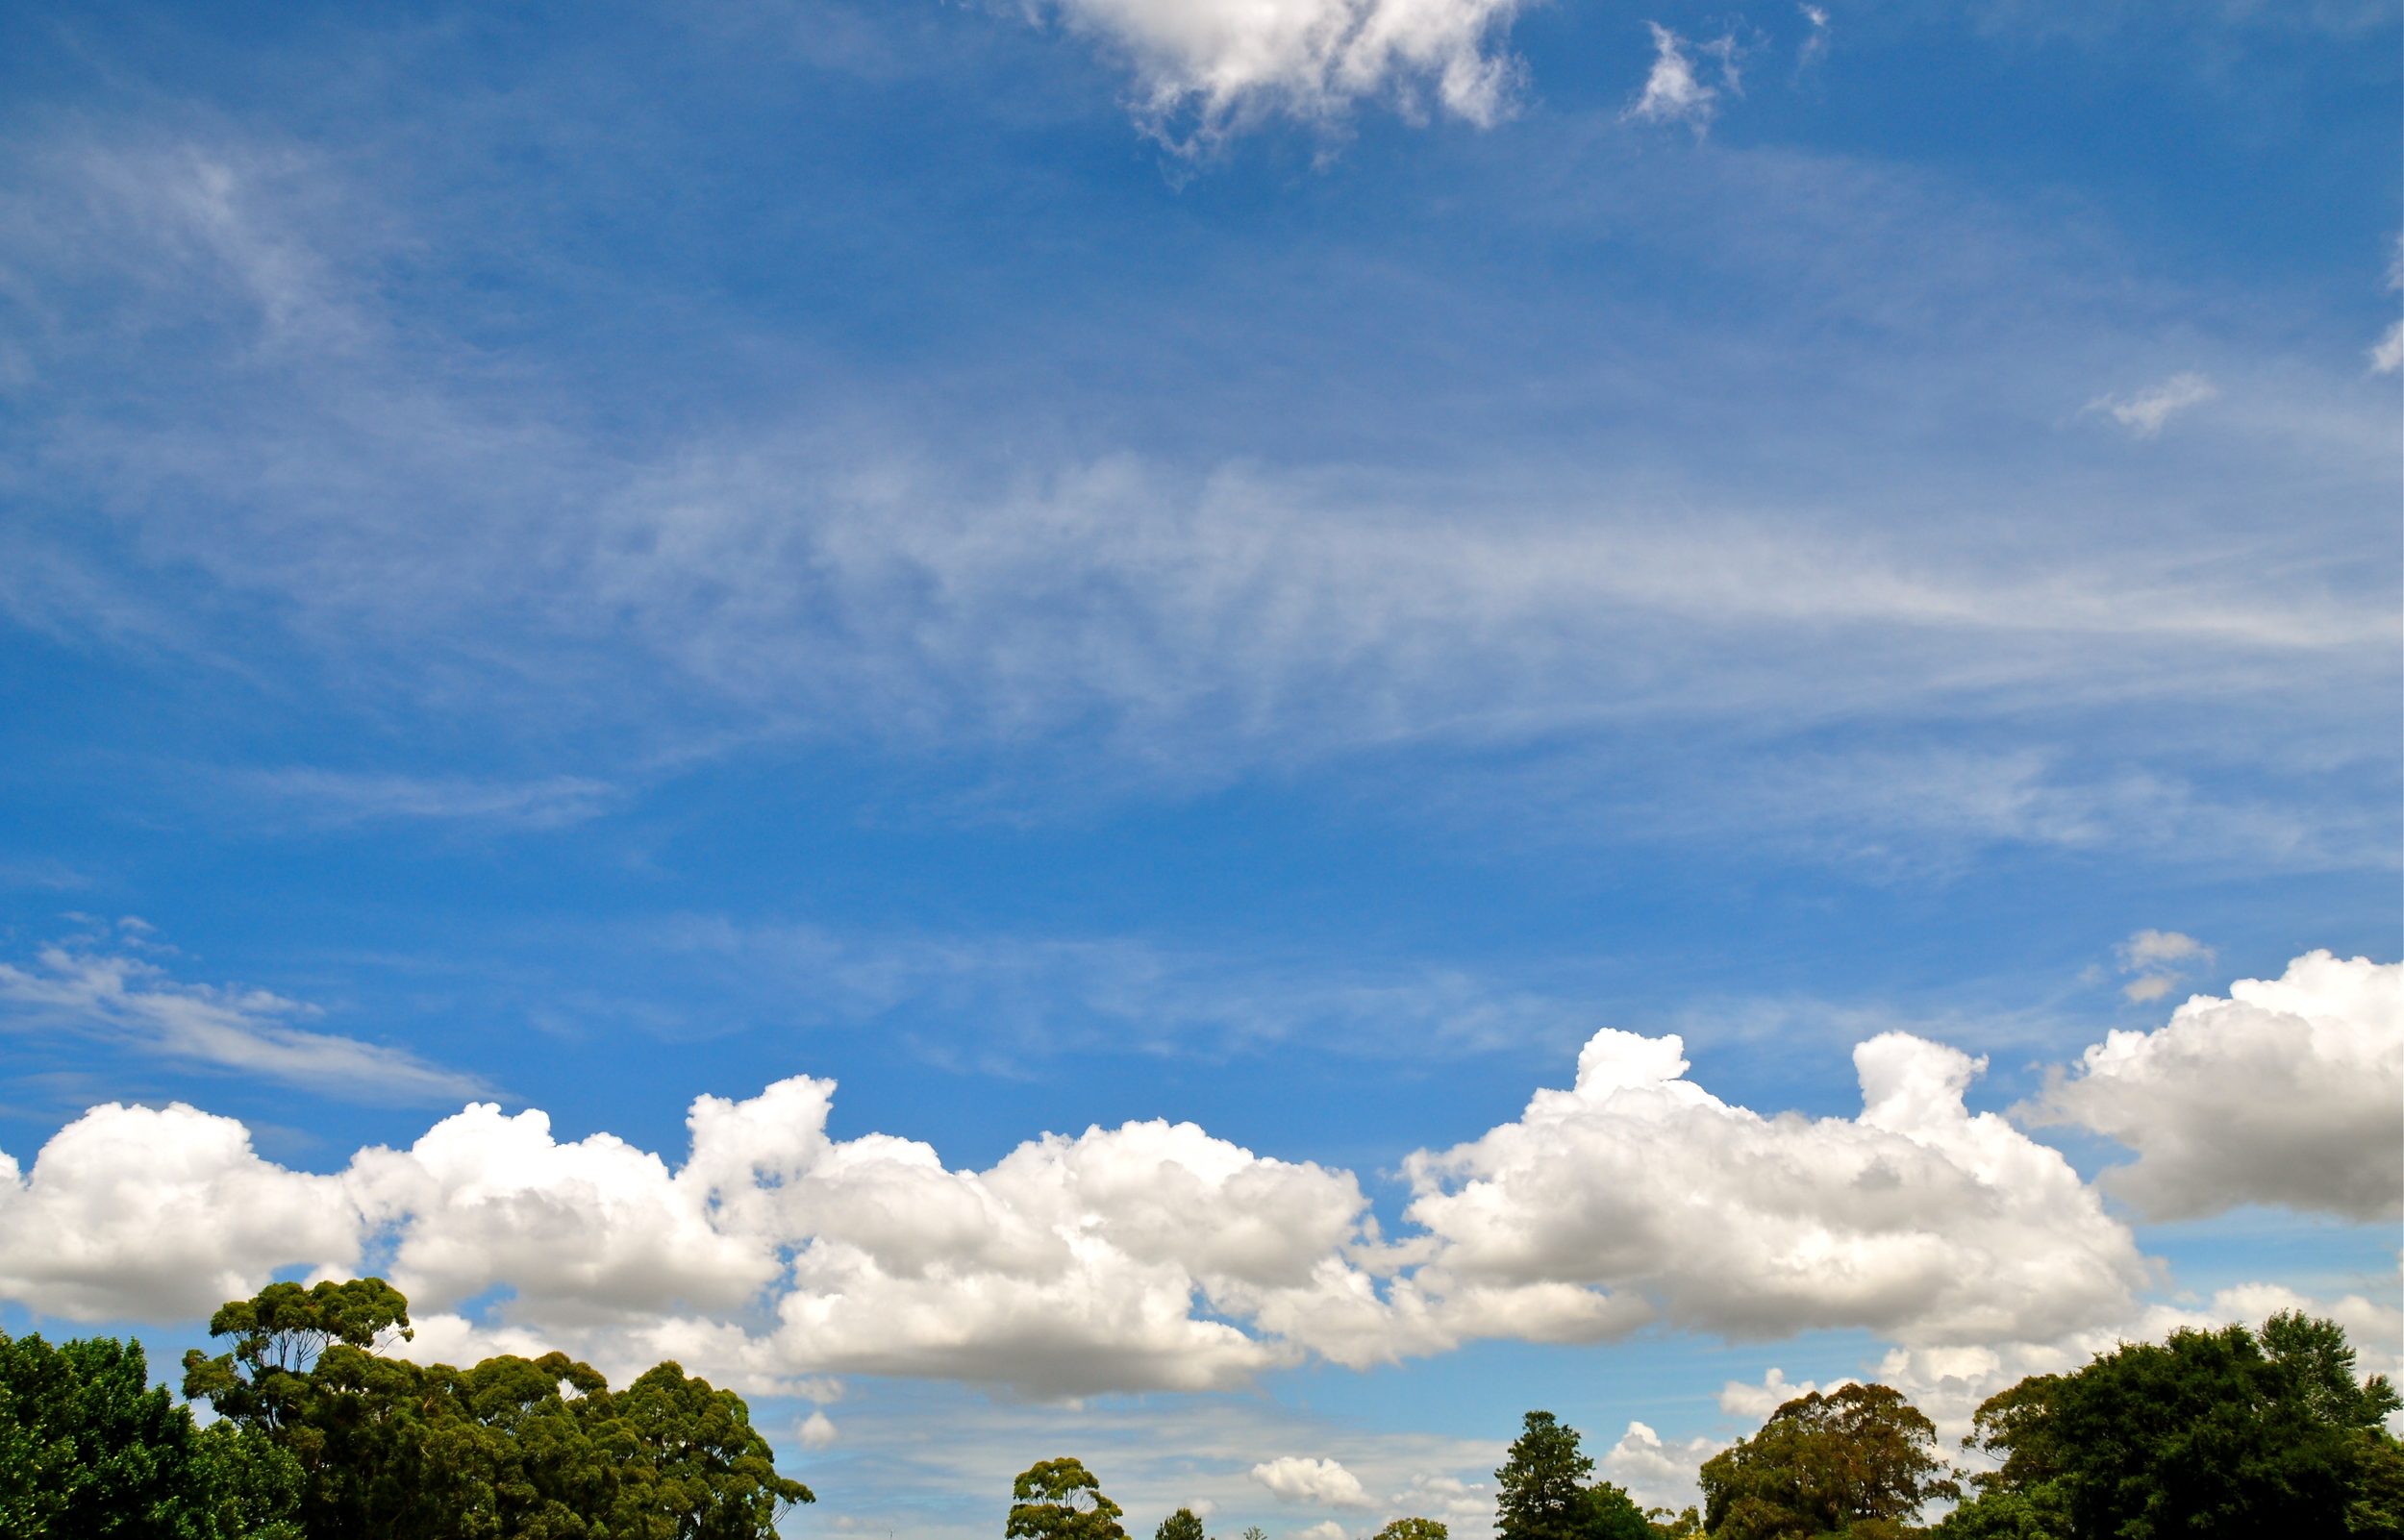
1155, 1506, 1209, 1540
1697, 1382, 1957, 1540
182, 1279, 812, 1539
1947, 1309, 2402, 1540
1580, 1480, 1654, 1540
1494, 1410, 1668, 1540
1497, 1411, 1596, 1540
1371, 1520, 1450, 1540
1007, 1457, 1128, 1540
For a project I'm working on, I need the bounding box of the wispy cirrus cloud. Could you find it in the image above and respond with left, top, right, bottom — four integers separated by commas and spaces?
0, 941, 487, 1105
226, 767, 619, 830
2088, 371, 2217, 436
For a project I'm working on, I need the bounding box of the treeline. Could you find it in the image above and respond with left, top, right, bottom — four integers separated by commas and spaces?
7, 1295, 2399, 1538
1018, 1311, 2404, 1540
0, 1279, 809, 1538
1485, 1309, 2403, 1540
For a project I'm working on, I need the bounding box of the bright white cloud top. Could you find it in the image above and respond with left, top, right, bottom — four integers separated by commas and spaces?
1046, 0, 1526, 140
2032, 950, 2404, 1222
4, 951, 2391, 1404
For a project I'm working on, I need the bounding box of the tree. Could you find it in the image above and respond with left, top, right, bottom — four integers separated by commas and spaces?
1580, 1481, 1654, 1540
183, 1279, 812, 1539
1497, 1411, 1596, 1540
0, 1328, 301, 1539
1698, 1382, 1957, 1540
1941, 1310, 2403, 1540
1372, 1520, 1450, 1540
1008, 1457, 1128, 1540
1157, 1507, 1210, 1540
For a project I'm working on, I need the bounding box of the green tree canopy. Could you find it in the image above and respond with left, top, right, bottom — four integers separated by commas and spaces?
183, 1279, 811, 1540
1497, 1411, 1596, 1540
1155, 1505, 1209, 1540
1699, 1382, 1957, 1540
1939, 1310, 2403, 1540
1007, 1457, 1128, 1540
1371, 1520, 1449, 1540
0, 1328, 302, 1539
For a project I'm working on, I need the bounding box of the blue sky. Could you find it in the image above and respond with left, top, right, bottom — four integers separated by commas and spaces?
0, 0, 2397, 1533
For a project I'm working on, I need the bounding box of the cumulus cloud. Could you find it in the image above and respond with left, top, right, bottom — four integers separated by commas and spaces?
2028, 951, 2402, 1221
1398, 1027, 2147, 1348
2088, 371, 2216, 436
1045, 0, 1526, 144
0, 951, 2390, 1400
1253, 1456, 1375, 1508
1715, 1365, 1848, 1420
1597, 1421, 1720, 1514
0, 1102, 358, 1321
0, 943, 487, 1104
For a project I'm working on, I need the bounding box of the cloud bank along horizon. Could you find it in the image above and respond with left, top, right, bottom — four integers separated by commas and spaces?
6, 949, 2393, 1434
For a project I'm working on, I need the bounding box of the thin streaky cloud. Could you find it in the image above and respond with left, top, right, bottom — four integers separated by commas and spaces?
0, 944, 488, 1105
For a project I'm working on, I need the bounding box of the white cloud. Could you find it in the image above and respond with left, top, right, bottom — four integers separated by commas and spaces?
2027, 950, 2403, 1221
1623, 24, 1717, 127
1044, 0, 1525, 145
2114, 928, 2214, 1004
0, 1102, 359, 1321
2088, 371, 2217, 436
1253, 1456, 1375, 1508
1293, 1524, 1351, 1540
1797, 5, 1830, 69
1597, 1421, 1720, 1514
1389, 1473, 1491, 1522
799, 1409, 839, 1448
1715, 1365, 1849, 1420
0, 944, 487, 1104
0, 950, 2390, 1403
1397, 1027, 2147, 1348
2374, 319, 2404, 372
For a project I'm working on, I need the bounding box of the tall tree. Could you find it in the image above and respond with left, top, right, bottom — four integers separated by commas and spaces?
1496, 1411, 1595, 1540
1007, 1457, 1128, 1540
1699, 1382, 1957, 1540
1371, 1521, 1449, 1540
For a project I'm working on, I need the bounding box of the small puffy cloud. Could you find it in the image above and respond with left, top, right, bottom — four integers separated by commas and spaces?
1390, 1473, 1490, 1520
1715, 1366, 1850, 1420
0, 1102, 359, 1320
1046, 0, 1526, 145
1253, 1456, 1375, 1508
2115, 928, 2214, 1003
2088, 371, 2216, 437
0, 943, 486, 1105
1293, 1524, 1351, 1540
798, 1409, 839, 1448
2028, 951, 2402, 1221
1598, 1421, 1721, 1513
1623, 24, 1717, 127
